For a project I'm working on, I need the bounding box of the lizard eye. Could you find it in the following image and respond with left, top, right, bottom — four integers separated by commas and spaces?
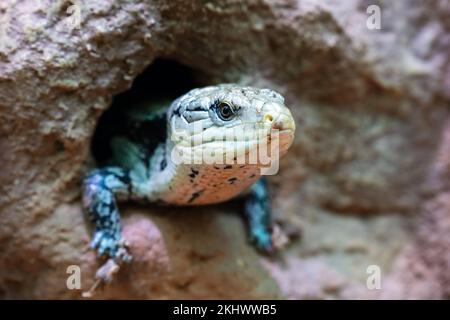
216, 102, 235, 121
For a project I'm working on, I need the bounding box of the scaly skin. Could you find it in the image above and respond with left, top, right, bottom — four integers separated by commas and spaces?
83, 84, 295, 262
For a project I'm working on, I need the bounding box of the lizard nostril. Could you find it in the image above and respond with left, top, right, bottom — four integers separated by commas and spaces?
264, 114, 274, 123
271, 113, 296, 131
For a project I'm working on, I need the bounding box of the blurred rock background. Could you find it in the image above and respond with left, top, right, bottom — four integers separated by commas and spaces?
0, 0, 449, 299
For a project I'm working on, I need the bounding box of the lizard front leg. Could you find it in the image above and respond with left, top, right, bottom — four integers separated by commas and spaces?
244, 177, 274, 253
83, 167, 133, 263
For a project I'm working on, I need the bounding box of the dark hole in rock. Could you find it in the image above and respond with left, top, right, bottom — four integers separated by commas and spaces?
54, 139, 65, 153
91, 59, 203, 165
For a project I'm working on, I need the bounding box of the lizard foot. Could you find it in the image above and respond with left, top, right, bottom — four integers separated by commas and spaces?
83, 237, 131, 298
82, 258, 121, 298
251, 222, 298, 255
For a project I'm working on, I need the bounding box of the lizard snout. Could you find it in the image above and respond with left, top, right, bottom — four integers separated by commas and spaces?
262, 102, 296, 133
271, 112, 295, 132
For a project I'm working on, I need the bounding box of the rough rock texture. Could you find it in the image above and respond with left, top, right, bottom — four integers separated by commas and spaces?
0, 0, 449, 299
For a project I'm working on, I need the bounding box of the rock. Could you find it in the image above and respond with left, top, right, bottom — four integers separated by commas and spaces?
0, 0, 449, 299
379, 119, 450, 299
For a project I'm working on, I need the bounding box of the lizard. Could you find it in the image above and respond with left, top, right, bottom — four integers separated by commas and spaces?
83, 84, 296, 265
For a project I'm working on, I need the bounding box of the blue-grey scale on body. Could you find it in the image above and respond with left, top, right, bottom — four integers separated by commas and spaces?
83, 84, 296, 263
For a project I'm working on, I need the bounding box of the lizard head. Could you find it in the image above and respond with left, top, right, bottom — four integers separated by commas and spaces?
168, 84, 295, 172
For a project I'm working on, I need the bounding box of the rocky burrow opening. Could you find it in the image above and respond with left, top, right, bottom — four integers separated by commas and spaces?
91, 59, 204, 164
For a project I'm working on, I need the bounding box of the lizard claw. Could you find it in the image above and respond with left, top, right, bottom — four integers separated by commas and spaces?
82, 258, 121, 298
83, 237, 131, 299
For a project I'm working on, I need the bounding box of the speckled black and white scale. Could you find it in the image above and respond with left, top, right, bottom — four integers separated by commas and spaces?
83, 84, 295, 262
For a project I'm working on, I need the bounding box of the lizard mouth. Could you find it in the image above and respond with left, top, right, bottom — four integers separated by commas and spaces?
171, 125, 294, 167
